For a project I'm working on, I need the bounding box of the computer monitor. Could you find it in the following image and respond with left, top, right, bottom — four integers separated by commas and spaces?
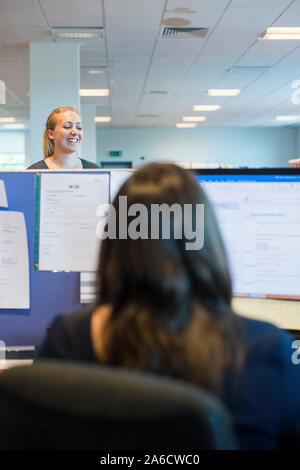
194, 168, 300, 330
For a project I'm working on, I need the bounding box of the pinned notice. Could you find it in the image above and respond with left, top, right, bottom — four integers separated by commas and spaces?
110, 170, 133, 201
0, 80, 5, 104
39, 173, 109, 271
0, 180, 8, 207
0, 212, 29, 309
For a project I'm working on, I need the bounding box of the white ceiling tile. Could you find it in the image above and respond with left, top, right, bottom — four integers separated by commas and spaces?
273, 1, 300, 26
134, 117, 158, 127
80, 46, 107, 67
80, 96, 109, 106
138, 94, 169, 115
0, 27, 51, 45
104, 0, 165, 28
39, 0, 103, 27
237, 40, 300, 67
164, 0, 230, 26
0, 13, 45, 28
0, 0, 37, 12
0, 42, 16, 60
80, 74, 108, 89
145, 56, 197, 92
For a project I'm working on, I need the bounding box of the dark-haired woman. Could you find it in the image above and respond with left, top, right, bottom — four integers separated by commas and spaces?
38, 162, 300, 449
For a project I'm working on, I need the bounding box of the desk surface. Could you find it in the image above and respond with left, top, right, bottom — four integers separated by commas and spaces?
0, 360, 33, 371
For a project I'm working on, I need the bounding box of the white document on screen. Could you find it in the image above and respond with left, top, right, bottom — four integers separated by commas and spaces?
0, 211, 29, 308
39, 173, 109, 272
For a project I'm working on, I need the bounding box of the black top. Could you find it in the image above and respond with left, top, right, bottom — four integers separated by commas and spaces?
27, 158, 99, 169
38, 307, 300, 449
38, 307, 96, 362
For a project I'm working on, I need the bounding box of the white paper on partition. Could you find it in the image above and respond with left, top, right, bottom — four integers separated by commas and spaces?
80, 271, 97, 304
0, 180, 8, 207
78, 171, 134, 302
39, 173, 109, 272
0, 211, 29, 308
110, 170, 133, 201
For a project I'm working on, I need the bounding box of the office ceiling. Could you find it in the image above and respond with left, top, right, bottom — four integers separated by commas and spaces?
1, 0, 300, 128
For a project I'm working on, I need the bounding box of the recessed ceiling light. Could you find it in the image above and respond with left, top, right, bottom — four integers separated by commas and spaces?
261, 27, 300, 40
276, 115, 299, 121
94, 117, 111, 122
0, 117, 16, 123
182, 116, 206, 122
59, 33, 99, 38
80, 89, 110, 96
176, 123, 197, 128
52, 27, 104, 39
4, 123, 24, 129
193, 105, 220, 111
88, 70, 104, 75
207, 89, 240, 96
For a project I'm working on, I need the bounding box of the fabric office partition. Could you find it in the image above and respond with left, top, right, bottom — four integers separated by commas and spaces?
0, 170, 110, 347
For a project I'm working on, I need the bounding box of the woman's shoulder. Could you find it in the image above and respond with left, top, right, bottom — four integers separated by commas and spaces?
54, 306, 93, 329
37, 306, 95, 362
27, 160, 48, 169
234, 313, 295, 363
80, 158, 100, 169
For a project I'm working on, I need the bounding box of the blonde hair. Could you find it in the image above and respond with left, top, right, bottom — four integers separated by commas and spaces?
43, 106, 79, 159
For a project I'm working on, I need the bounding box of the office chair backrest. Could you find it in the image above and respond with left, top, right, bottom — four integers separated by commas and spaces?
0, 361, 237, 450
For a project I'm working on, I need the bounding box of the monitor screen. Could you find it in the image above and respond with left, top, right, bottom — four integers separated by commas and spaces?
195, 169, 300, 301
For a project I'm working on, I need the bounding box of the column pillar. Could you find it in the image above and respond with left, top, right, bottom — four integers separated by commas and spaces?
29, 42, 80, 164
81, 104, 97, 164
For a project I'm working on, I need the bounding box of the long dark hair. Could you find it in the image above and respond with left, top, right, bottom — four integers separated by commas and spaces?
96, 163, 243, 391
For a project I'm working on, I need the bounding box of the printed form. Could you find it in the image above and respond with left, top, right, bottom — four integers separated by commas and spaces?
0, 211, 29, 308
39, 173, 109, 271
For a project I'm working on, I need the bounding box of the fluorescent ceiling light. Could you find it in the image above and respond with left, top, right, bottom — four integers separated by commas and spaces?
261, 27, 300, 40
207, 89, 240, 96
58, 33, 99, 38
182, 116, 206, 122
176, 123, 197, 128
52, 27, 103, 39
80, 89, 110, 96
4, 123, 24, 129
0, 117, 16, 123
193, 105, 221, 111
94, 116, 112, 123
88, 70, 104, 74
276, 115, 299, 121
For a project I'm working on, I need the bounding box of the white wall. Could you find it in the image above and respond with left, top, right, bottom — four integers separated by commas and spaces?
295, 127, 300, 156
96, 127, 297, 168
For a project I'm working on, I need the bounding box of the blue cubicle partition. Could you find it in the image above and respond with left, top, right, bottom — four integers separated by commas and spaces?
0, 170, 106, 347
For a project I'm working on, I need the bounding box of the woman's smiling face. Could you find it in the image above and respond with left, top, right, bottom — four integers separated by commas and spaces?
48, 110, 83, 155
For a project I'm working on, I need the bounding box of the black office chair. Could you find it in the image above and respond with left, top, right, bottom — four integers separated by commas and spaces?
0, 361, 237, 450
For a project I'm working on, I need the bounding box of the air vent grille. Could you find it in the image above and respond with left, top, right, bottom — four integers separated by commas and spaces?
160, 27, 209, 39
147, 90, 168, 95
227, 66, 271, 74
138, 115, 158, 118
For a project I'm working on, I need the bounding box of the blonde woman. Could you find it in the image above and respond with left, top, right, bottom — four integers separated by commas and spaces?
28, 106, 99, 169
